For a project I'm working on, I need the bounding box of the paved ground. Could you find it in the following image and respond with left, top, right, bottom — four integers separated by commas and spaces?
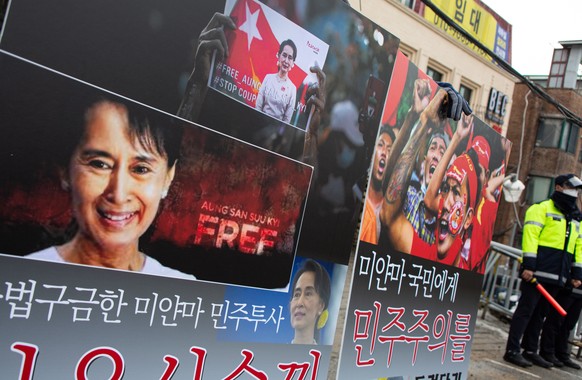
469, 309, 582, 379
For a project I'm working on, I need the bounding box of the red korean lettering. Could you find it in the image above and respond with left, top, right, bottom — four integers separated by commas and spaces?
160, 355, 179, 380
409, 310, 430, 333
407, 310, 431, 365
278, 350, 321, 380
450, 314, 471, 362
278, 362, 309, 380
76, 347, 124, 380
353, 301, 381, 366
383, 307, 406, 331
454, 313, 470, 334
377, 334, 406, 367
224, 349, 267, 380
11, 342, 39, 380
427, 310, 453, 364
308, 349, 321, 379
377, 307, 409, 367
189, 346, 208, 380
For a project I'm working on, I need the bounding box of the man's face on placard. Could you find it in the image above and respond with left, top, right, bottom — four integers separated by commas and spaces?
436, 175, 472, 258
422, 135, 446, 187
371, 131, 393, 187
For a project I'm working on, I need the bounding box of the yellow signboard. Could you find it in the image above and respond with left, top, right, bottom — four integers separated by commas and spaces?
424, 0, 510, 63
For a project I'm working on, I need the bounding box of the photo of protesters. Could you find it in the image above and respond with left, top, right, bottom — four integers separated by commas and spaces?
289, 259, 331, 344
379, 89, 474, 266
376, 79, 508, 271
255, 39, 298, 123
423, 113, 510, 272
458, 130, 511, 273
360, 125, 395, 245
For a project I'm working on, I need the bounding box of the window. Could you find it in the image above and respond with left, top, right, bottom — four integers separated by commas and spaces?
398, 44, 416, 61
525, 176, 553, 204
401, 0, 416, 10
426, 66, 443, 82
547, 48, 569, 88
535, 118, 578, 154
459, 84, 473, 104
426, 59, 449, 83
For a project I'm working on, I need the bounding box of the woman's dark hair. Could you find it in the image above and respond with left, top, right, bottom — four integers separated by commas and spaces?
278, 39, 297, 61
290, 259, 331, 310
52, 95, 183, 244
57, 96, 183, 169
101, 100, 182, 168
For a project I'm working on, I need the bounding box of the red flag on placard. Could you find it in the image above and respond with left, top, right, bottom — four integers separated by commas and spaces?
220, 0, 308, 107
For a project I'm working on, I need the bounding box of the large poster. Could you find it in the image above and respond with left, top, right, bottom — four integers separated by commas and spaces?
0, 0, 400, 378
0, 0, 399, 264
337, 53, 510, 378
0, 55, 312, 289
1, 254, 349, 378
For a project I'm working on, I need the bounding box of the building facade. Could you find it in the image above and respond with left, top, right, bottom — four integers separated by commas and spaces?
353, 0, 516, 135
495, 41, 582, 246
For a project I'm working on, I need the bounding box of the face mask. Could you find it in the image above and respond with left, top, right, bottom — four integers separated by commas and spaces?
562, 189, 579, 198
337, 144, 356, 169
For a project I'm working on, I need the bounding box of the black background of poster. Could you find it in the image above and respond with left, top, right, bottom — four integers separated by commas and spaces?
1, 0, 200, 113
0, 0, 310, 156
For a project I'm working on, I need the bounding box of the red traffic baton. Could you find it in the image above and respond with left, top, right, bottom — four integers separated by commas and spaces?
530, 278, 567, 317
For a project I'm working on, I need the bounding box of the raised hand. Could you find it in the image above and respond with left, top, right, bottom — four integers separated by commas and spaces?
436, 81, 472, 121
191, 13, 236, 86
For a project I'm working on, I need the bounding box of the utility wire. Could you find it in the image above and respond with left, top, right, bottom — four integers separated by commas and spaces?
420, 0, 582, 126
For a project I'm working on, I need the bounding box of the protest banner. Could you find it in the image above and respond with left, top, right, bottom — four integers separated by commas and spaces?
208, 0, 329, 130
0, 0, 399, 377
337, 52, 510, 379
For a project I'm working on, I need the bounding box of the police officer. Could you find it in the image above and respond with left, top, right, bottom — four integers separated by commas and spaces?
539, 284, 582, 369
504, 174, 582, 368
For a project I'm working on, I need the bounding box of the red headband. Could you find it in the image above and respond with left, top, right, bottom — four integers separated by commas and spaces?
471, 136, 490, 170
445, 153, 478, 210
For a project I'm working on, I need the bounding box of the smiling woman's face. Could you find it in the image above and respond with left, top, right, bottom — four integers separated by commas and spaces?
290, 271, 324, 333
67, 101, 175, 252
277, 44, 295, 75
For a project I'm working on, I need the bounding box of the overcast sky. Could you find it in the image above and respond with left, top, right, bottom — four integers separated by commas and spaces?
481, 0, 582, 76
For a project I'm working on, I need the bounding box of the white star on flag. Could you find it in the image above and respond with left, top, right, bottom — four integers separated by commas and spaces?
239, 1, 263, 50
